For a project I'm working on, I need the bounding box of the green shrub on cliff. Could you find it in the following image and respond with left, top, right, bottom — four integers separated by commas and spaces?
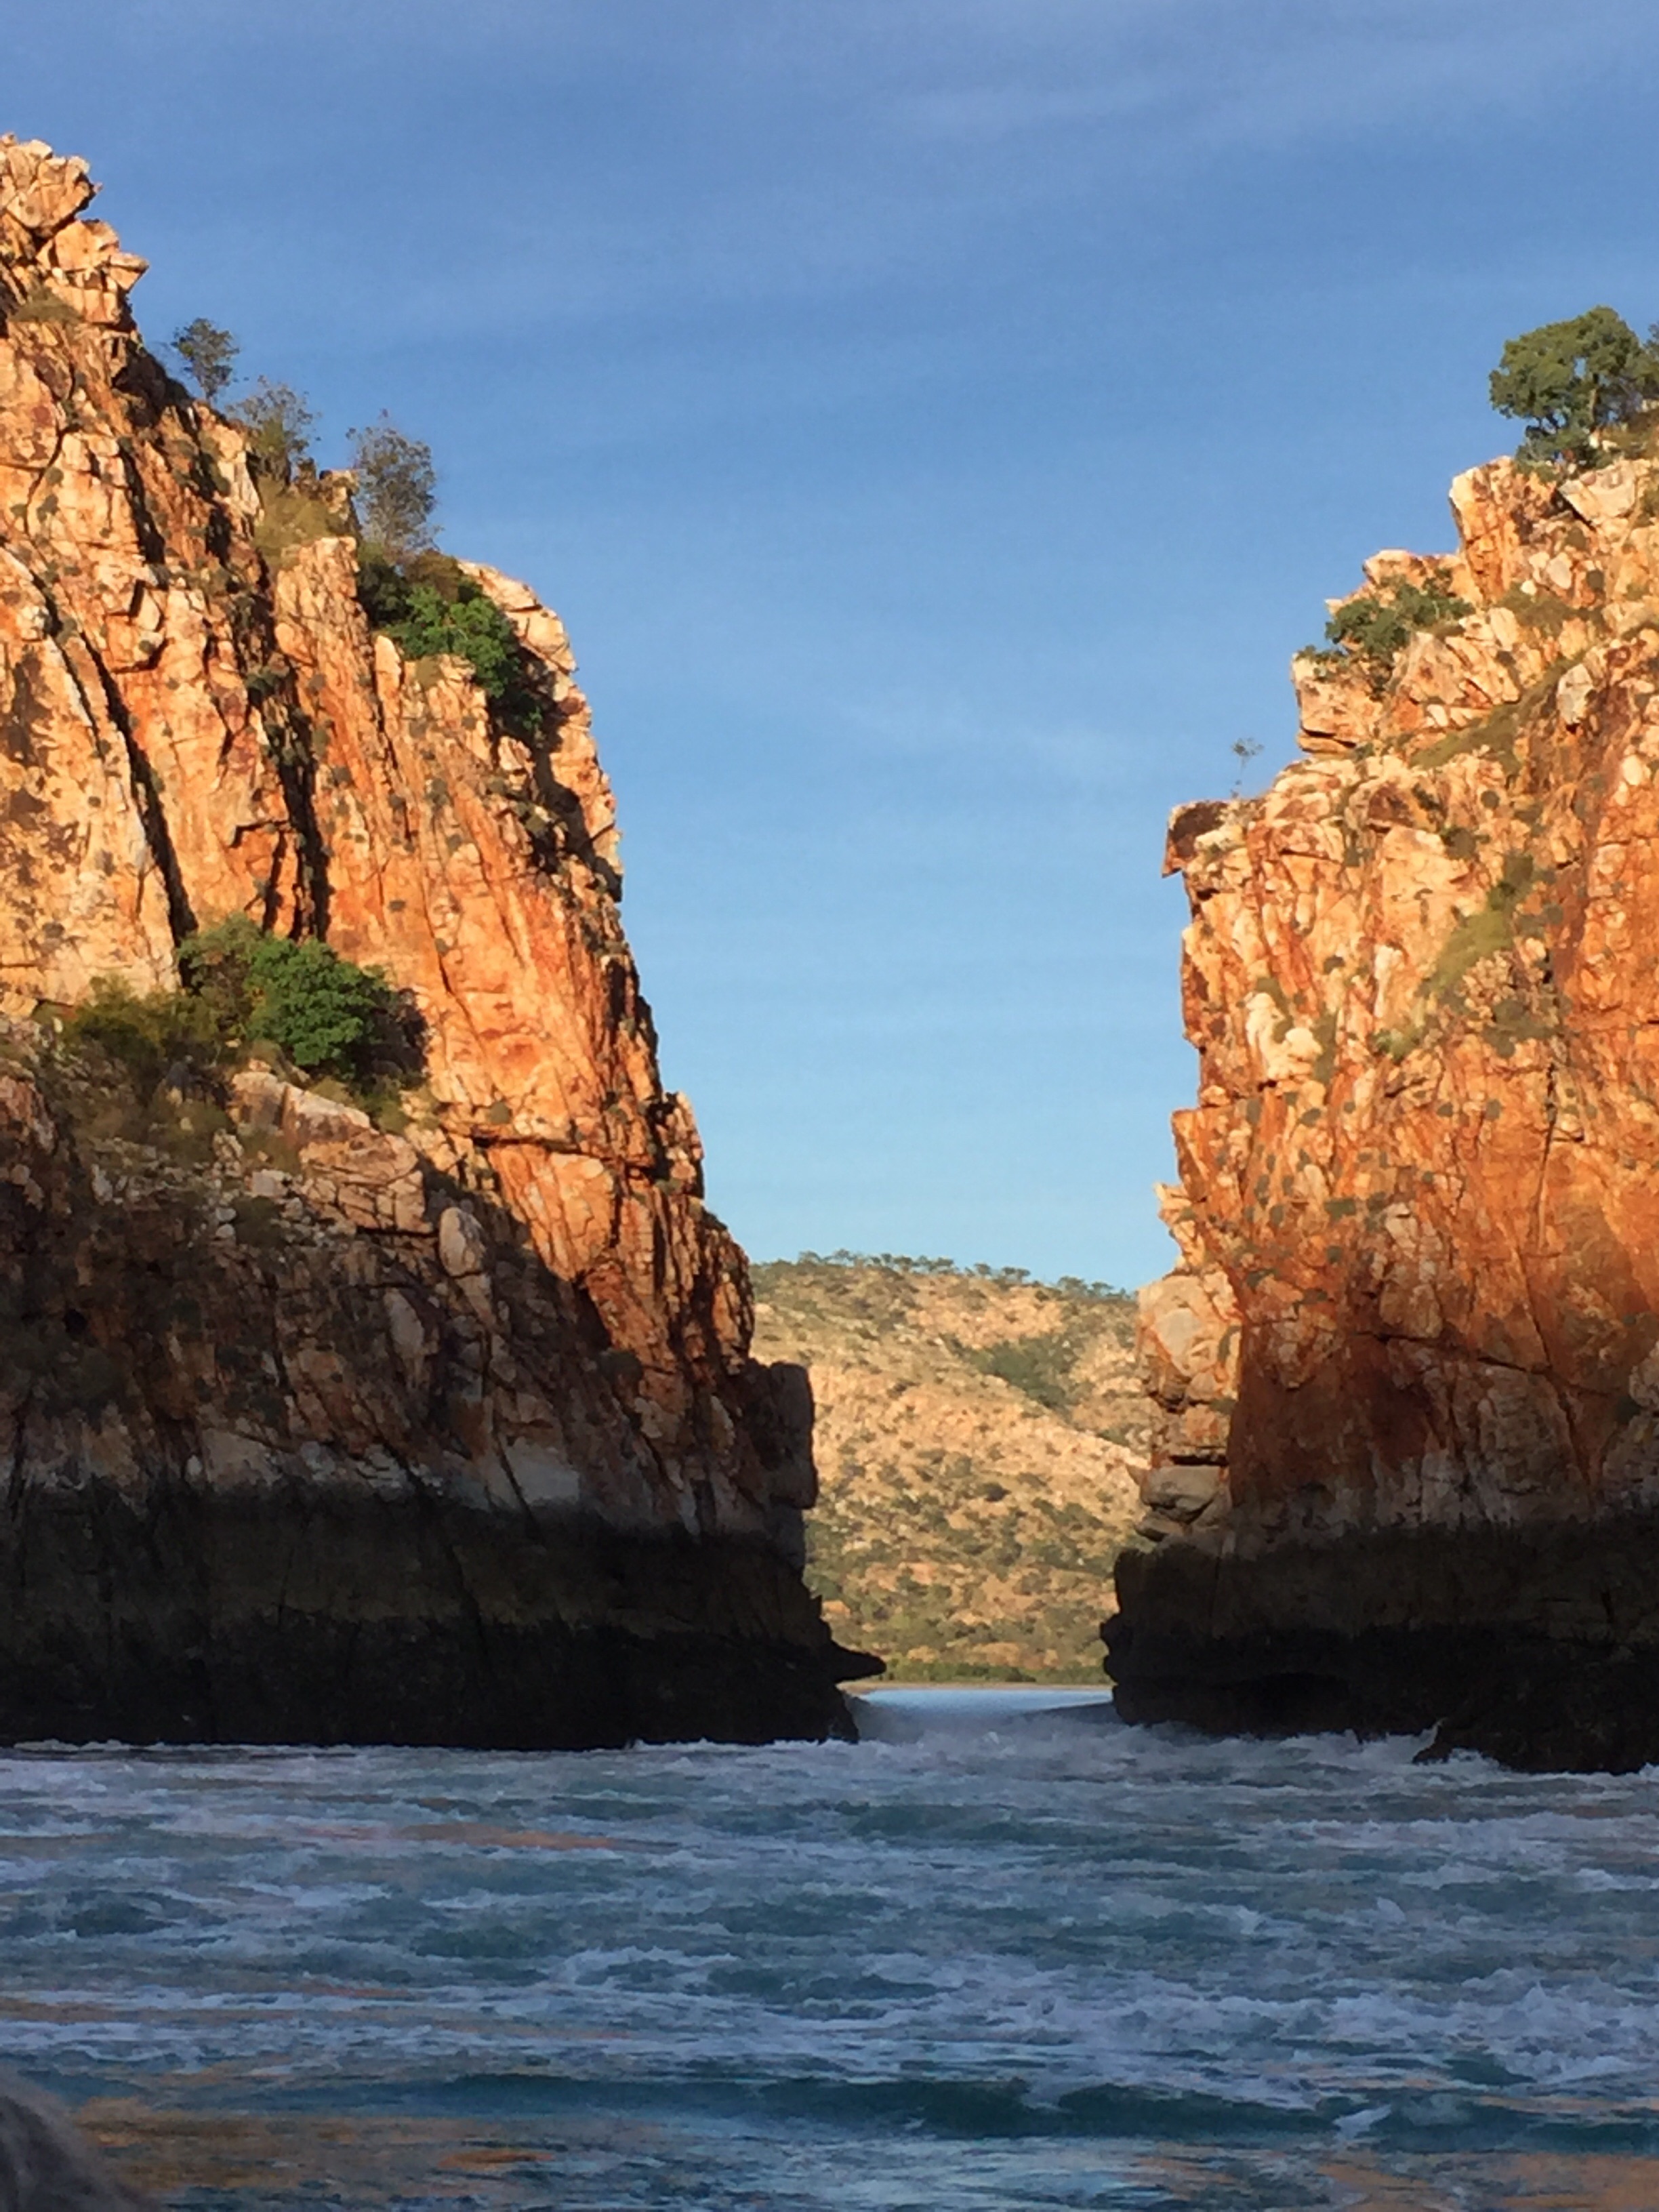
179, 917, 420, 1090
216, 378, 531, 721
1490, 308, 1659, 472
1305, 568, 1471, 693
65, 922, 421, 1109
356, 550, 537, 723
62, 977, 224, 1097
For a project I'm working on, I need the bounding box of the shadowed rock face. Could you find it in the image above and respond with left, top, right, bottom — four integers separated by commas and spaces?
0, 135, 867, 1746
1109, 441, 1659, 1769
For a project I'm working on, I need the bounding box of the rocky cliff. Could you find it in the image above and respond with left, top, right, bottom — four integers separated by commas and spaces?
1107, 429, 1659, 1769
0, 136, 866, 1746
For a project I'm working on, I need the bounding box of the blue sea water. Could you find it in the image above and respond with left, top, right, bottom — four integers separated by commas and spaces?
4, 1688, 1659, 2209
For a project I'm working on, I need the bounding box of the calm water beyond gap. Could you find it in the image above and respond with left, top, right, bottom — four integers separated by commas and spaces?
4, 1689, 1659, 2209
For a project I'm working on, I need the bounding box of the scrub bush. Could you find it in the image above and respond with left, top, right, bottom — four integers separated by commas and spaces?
178, 916, 421, 1090
357, 550, 537, 722
66, 923, 421, 1106
62, 977, 224, 1097
9, 285, 79, 327
1490, 308, 1659, 472
1304, 569, 1472, 693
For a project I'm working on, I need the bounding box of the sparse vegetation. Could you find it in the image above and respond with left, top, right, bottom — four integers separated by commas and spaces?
190, 362, 504, 729
62, 920, 422, 1113
794, 1248, 1124, 1298
1306, 569, 1472, 694
752, 1256, 1148, 1681
62, 975, 226, 1097
179, 916, 420, 1092
1414, 676, 1555, 773
1426, 854, 1534, 1002
348, 414, 437, 562
961, 1330, 1086, 1414
1294, 310, 1659, 704
356, 550, 537, 721
9, 285, 79, 327
1230, 735, 1263, 794
171, 319, 239, 403
231, 379, 316, 476
251, 476, 340, 560
1498, 583, 1574, 636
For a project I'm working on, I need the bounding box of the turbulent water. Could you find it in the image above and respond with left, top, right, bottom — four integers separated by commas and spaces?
4, 1689, 1659, 2210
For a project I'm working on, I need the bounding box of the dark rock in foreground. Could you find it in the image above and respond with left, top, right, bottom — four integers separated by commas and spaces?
0, 2070, 148, 2212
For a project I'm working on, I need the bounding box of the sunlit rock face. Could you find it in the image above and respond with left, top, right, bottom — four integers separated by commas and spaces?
0, 136, 863, 1746
1107, 434, 1659, 1770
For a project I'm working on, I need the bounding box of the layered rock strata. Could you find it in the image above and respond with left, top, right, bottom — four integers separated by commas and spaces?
0, 136, 865, 1746
1107, 437, 1659, 1769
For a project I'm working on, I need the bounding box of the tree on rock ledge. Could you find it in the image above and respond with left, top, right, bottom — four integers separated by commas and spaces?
171, 316, 239, 402
1490, 306, 1659, 471
349, 413, 438, 563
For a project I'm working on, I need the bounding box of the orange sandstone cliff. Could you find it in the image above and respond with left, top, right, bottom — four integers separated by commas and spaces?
0, 136, 868, 1746
1106, 430, 1659, 1769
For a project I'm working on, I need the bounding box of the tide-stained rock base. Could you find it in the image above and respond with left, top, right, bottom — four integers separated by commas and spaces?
0, 1015, 863, 1750
1, 1493, 852, 1750
1108, 1522, 1659, 1772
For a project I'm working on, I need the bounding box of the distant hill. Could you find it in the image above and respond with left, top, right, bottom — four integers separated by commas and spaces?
750, 1258, 1151, 1681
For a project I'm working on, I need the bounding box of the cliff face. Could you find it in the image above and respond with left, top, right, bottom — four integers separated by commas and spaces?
0, 136, 863, 1746
1108, 430, 1659, 1769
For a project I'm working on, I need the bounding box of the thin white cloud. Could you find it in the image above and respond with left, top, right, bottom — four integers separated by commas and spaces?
60, 0, 1659, 355
884, 1, 1626, 157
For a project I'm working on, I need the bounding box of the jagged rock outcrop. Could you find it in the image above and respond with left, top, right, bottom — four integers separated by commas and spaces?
0, 136, 869, 1746
1107, 430, 1659, 1769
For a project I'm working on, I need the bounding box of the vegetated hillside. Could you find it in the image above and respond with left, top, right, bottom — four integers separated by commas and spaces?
751, 1257, 1151, 1680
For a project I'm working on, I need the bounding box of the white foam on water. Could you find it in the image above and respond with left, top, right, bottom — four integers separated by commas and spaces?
3, 1696, 1659, 2204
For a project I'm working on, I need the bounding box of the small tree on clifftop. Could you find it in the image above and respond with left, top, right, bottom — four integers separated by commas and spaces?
231, 378, 316, 476
1490, 306, 1659, 470
171, 318, 239, 403
348, 413, 437, 562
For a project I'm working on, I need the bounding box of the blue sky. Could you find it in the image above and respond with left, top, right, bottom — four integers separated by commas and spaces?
12, 1, 1659, 1284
